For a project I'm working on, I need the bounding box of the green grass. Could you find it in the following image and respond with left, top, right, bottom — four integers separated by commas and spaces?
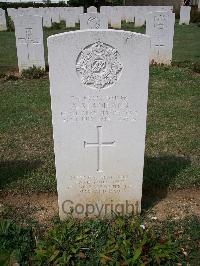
0, 215, 199, 265
0, 31, 17, 70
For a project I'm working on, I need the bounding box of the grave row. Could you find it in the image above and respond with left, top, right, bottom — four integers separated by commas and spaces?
7, 9, 177, 72
0, 5, 192, 32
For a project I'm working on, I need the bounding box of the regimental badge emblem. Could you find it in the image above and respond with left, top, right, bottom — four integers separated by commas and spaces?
76, 41, 123, 90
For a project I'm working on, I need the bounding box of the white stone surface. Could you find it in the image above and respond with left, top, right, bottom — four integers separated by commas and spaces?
43, 8, 52, 28
100, 6, 111, 24
50, 7, 60, 23
48, 30, 150, 219
87, 6, 97, 13
146, 11, 175, 65
110, 7, 121, 29
65, 10, 76, 28
7, 8, 18, 22
38, 7, 44, 17
135, 6, 146, 27
179, 6, 191, 25
7, 8, 15, 18
152, 6, 173, 12
14, 15, 45, 73
80, 12, 108, 30
125, 6, 135, 23
0, 8, 7, 31
117, 6, 126, 21
74, 6, 83, 23
59, 7, 69, 21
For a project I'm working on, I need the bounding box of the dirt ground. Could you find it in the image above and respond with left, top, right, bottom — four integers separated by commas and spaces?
0, 188, 199, 225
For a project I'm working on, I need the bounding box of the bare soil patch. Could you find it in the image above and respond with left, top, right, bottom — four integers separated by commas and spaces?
0, 188, 199, 225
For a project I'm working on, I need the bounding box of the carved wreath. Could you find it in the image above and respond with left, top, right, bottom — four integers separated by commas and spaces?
76, 41, 123, 90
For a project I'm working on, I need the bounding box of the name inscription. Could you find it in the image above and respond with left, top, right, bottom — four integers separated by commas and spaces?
61, 95, 138, 122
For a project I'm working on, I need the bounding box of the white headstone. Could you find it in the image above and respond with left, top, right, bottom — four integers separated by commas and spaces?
0, 8, 7, 31
124, 6, 135, 23
100, 6, 111, 24
7, 8, 17, 22
87, 6, 97, 13
80, 12, 108, 30
48, 30, 150, 219
65, 10, 76, 28
117, 6, 126, 21
32, 8, 41, 16
179, 6, 191, 25
43, 8, 52, 28
110, 7, 121, 29
38, 7, 44, 17
146, 11, 175, 65
135, 6, 145, 27
17, 8, 26, 16
74, 6, 83, 23
59, 7, 68, 21
14, 15, 45, 73
51, 7, 60, 23
7, 8, 15, 18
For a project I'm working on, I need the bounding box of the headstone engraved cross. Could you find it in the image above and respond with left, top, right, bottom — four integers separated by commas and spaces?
146, 11, 175, 65
84, 126, 115, 173
154, 14, 166, 55
48, 30, 150, 219
18, 27, 39, 59
14, 15, 45, 73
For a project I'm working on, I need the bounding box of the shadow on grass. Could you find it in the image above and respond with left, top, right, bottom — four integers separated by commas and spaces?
142, 155, 191, 210
0, 160, 42, 189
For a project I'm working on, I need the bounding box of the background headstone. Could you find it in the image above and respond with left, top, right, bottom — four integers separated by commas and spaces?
65, 10, 76, 28
80, 12, 108, 30
146, 11, 175, 65
87, 6, 97, 13
48, 30, 150, 219
110, 7, 121, 29
100, 6, 111, 24
60, 7, 69, 21
43, 8, 52, 28
0, 8, 7, 31
74, 6, 83, 23
50, 7, 60, 24
125, 6, 135, 23
179, 6, 191, 25
14, 15, 45, 73
135, 6, 146, 27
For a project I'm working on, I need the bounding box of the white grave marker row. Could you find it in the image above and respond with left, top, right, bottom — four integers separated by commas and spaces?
7, 7, 84, 28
